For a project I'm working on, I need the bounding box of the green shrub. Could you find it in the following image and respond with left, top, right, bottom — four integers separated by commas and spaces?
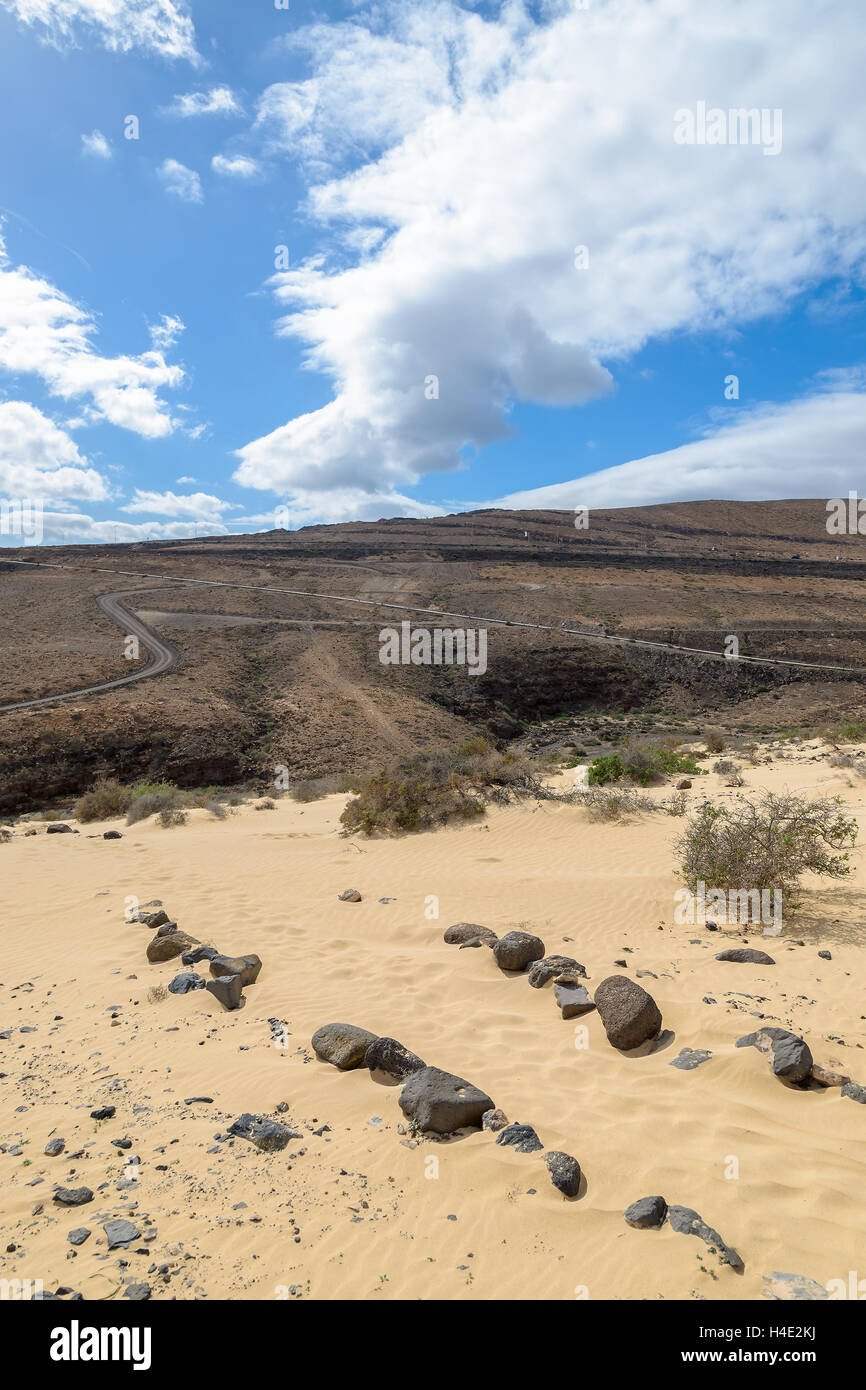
587, 754, 624, 786
74, 779, 133, 823
126, 789, 180, 825
588, 744, 702, 787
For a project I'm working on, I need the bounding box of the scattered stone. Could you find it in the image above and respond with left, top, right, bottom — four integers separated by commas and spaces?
146, 930, 198, 964
338, 889, 362, 902
842, 1082, 866, 1105
736, 1026, 798, 1055
104, 1219, 141, 1250
771, 1034, 813, 1083
670, 1048, 712, 1071
399, 1066, 493, 1135
67, 1228, 90, 1247
492, 930, 546, 972
111, 1138, 132, 1150
44, 1138, 65, 1156
544, 1151, 582, 1197
90, 1107, 115, 1121
675, 779, 691, 790
715, 948, 775, 965
210, 954, 262, 987
167, 971, 205, 995
312, 1022, 378, 1070
527, 955, 585, 988
181, 945, 220, 966
46, 824, 75, 834
594, 975, 662, 1050
762, 1272, 829, 1301
133, 907, 170, 929
625, 1195, 667, 1229
206, 974, 243, 1011
364, 1036, 426, 1081
53, 1188, 93, 1207
554, 982, 594, 1018
667, 1204, 743, 1268
495, 1123, 543, 1154
103, 831, 122, 841
124, 1284, 151, 1301
818, 950, 832, 960
184, 1097, 213, 1105
443, 922, 498, 947
481, 1107, 509, 1132
228, 1114, 294, 1152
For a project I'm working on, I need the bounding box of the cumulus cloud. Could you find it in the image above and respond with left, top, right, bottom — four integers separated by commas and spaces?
0, 400, 108, 500
497, 379, 866, 510
120, 489, 236, 523
234, 0, 866, 514
148, 313, 185, 352
80, 129, 112, 160
0, 231, 185, 437
211, 154, 262, 179
163, 86, 243, 118
157, 158, 203, 203
1, 0, 199, 62
30, 511, 229, 544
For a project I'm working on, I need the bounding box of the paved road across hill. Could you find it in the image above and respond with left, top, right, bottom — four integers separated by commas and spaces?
0, 588, 183, 713
1, 556, 865, 713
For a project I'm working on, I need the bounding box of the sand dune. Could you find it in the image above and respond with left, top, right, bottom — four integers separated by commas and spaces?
1, 750, 864, 1301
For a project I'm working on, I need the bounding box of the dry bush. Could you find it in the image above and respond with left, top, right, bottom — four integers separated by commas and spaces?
74, 779, 133, 823
0, 828, 11, 843
676, 791, 857, 898
662, 790, 688, 817
157, 807, 188, 828
146, 985, 168, 1004
340, 739, 548, 836
582, 786, 657, 822
288, 774, 353, 803
703, 727, 726, 753
126, 784, 180, 825
254, 799, 277, 810
205, 801, 228, 819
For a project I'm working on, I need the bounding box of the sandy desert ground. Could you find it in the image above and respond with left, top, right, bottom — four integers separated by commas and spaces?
1, 746, 864, 1302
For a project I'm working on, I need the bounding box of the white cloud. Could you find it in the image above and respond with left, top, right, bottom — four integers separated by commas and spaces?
175, 474, 197, 484
157, 158, 203, 203
0, 400, 108, 500
28, 511, 229, 544
120, 489, 236, 523
148, 313, 185, 352
211, 154, 262, 179
0, 231, 185, 437
164, 86, 243, 118
235, 0, 866, 511
80, 129, 112, 160
496, 380, 866, 510
1, 0, 199, 62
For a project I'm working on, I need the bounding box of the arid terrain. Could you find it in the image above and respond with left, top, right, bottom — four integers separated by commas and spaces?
1, 739, 864, 1302
1, 500, 865, 814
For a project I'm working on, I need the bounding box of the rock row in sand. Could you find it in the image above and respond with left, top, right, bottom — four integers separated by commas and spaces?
398, 1066, 493, 1134
146, 930, 198, 964
594, 975, 662, 1051
312, 1022, 378, 1070
228, 1114, 298, 1152
364, 1035, 426, 1080
443, 922, 498, 947
526, 955, 585, 987
210, 954, 262, 987
493, 930, 546, 972
625, 1196, 742, 1268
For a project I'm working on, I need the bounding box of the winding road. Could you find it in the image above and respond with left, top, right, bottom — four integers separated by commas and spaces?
1, 555, 865, 714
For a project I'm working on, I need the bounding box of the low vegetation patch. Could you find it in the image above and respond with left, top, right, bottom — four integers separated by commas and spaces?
74, 779, 133, 823
676, 791, 857, 904
340, 738, 551, 836
587, 742, 703, 787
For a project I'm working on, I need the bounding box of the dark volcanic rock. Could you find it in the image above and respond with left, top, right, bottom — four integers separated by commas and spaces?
103, 831, 123, 840
210, 954, 262, 987
133, 908, 170, 929
443, 922, 498, 947
206, 973, 243, 1011
594, 975, 662, 1050
104, 1219, 141, 1249
46, 823, 75, 834
146, 930, 198, 964
399, 1066, 493, 1134
124, 1284, 152, 1301
495, 1123, 543, 1154
53, 1187, 93, 1206
736, 1026, 797, 1054
44, 1137, 65, 1156
842, 1082, 866, 1104
544, 1151, 582, 1197
364, 1036, 426, 1081
338, 889, 362, 902
181, 945, 220, 966
670, 1047, 712, 1071
667, 1204, 743, 1268
228, 1113, 294, 1151
481, 1107, 509, 1132
312, 1022, 378, 1070
90, 1107, 115, 1121
67, 1228, 90, 1246
625, 1195, 668, 1229
818, 950, 832, 960
715, 948, 775, 965
493, 930, 546, 972
554, 982, 594, 1018
527, 955, 585, 988
168, 971, 205, 995
771, 1034, 813, 1082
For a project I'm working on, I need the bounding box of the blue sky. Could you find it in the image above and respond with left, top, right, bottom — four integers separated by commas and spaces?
0, 0, 865, 544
